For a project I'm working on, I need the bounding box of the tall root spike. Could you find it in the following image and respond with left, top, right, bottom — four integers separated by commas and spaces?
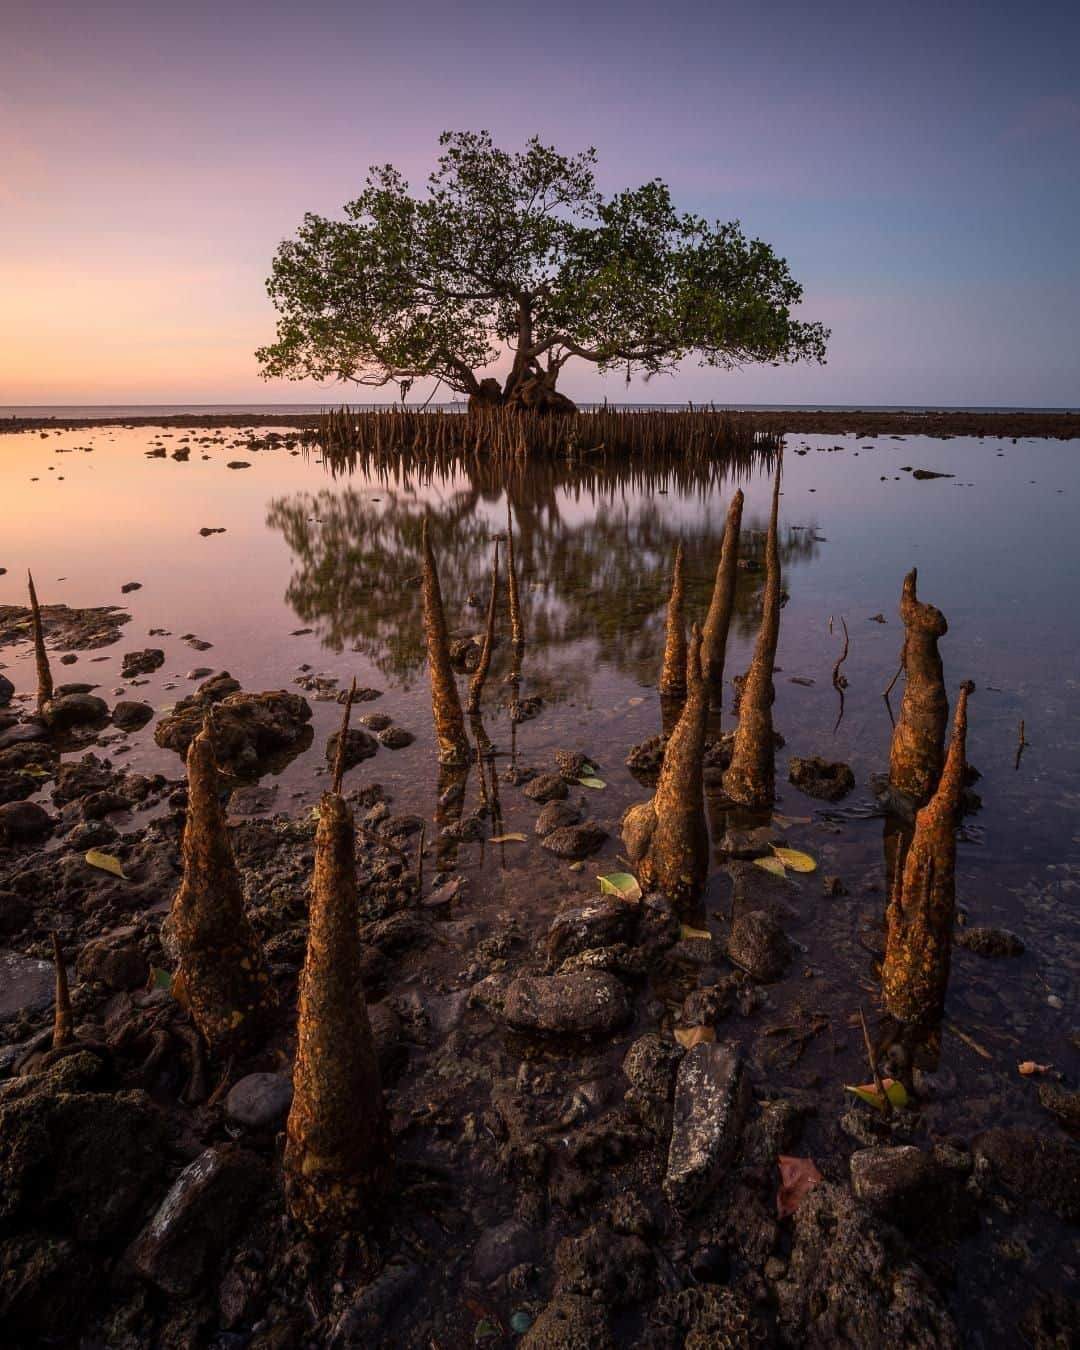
332, 678, 357, 794
888, 569, 949, 807
623, 625, 709, 902
700, 489, 744, 704
881, 682, 974, 1026
422, 519, 469, 766
723, 451, 783, 808
28, 571, 54, 713
285, 792, 392, 1232
51, 931, 73, 1049
467, 540, 499, 714
658, 542, 687, 698
169, 727, 278, 1057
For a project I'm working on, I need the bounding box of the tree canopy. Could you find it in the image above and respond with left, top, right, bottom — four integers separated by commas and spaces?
257, 131, 829, 410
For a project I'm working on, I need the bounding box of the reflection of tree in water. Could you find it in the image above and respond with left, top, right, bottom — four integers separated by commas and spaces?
265, 463, 820, 694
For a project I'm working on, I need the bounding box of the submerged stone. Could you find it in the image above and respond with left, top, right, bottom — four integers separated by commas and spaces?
788, 755, 855, 801
499, 971, 631, 1037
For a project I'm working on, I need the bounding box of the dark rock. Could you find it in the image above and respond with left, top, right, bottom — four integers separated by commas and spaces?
76, 926, 148, 990
0, 948, 54, 1017
42, 692, 109, 729
0, 675, 13, 706
535, 800, 582, 836
0, 602, 129, 651
120, 582, 142, 594
126, 1145, 266, 1296
850, 1144, 942, 1213
448, 637, 482, 672
469, 1218, 539, 1283
58, 654, 78, 665
956, 926, 1024, 957
625, 734, 666, 785
553, 1223, 653, 1305
224, 1072, 293, 1130
974, 1128, 1080, 1220
0, 889, 32, 935
226, 784, 279, 816
679, 980, 737, 1027
325, 726, 378, 768
664, 1041, 749, 1211
377, 726, 413, 749
520, 1295, 613, 1349
121, 649, 165, 679
358, 713, 393, 731
155, 681, 312, 777
524, 773, 568, 803
727, 909, 791, 982
554, 750, 596, 782
0, 800, 52, 842
226, 461, 251, 469
499, 971, 631, 1037
540, 823, 608, 860
622, 1033, 682, 1101
0, 723, 47, 750
0, 1086, 168, 1244
1037, 1082, 1080, 1133
546, 901, 636, 969
647, 1287, 759, 1346
111, 700, 154, 731
788, 755, 856, 801
776, 1181, 958, 1347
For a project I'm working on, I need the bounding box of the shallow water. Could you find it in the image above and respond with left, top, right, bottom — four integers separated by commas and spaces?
2, 423, 1078, 1092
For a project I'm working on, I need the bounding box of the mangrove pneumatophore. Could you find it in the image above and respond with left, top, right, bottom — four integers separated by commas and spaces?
422, 518, 469, 766
881, 681, 974, 1027
27, 571, 54, 713
658, 542, 688, 698
722, 452, 783, 809
700, 489, 745, 706
506, 501, 524, 653
285, 791, 392, 1232
51, 931, 73, 1049
623, 625, 709, 902
169, 725, 277, 1057
889, 569, 949, 807
467, 540, 499, 714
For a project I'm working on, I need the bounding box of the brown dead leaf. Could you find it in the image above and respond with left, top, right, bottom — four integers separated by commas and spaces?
674, 1025, 716, 1049
776, 1155, 823, 1219
1018, 1060, 1053, 1076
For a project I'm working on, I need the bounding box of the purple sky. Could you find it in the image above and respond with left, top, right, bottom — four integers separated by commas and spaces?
2, 0, 1077, 406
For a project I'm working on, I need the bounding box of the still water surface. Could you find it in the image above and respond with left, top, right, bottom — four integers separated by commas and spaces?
2, 423, 1077, 1088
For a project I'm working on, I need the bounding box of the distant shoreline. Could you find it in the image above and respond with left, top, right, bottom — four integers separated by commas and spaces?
2, 408, 1078, 438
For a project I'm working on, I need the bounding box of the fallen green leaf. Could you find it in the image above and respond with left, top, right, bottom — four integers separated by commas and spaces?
85, 848, 126, 879
597, 871, 642, 902
754, 855, 788, 878
845, 1078, 909, 1111
148, 966, 172, 991
773, 845, 817, 873
577, 775, 606, 789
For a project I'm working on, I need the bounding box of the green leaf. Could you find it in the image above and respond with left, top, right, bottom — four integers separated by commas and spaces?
772, 846, 817, 873
148, 966, 173, 991
577, 776, 606, 789
597, 871, 642, 902
85, 849, 126, 879
754, 855, 788, 878
844, 1078, 909, 1111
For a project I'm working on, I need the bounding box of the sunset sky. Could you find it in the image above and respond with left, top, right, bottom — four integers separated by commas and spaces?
2, 0, 1077, 407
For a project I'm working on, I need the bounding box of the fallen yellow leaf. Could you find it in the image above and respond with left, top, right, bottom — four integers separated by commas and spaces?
674, 1025, 716, 1049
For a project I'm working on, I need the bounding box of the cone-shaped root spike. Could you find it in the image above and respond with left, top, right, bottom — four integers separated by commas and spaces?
51, 931, 73, 1049
332, 678, 357, 794
285, 792, 392, 1232
700, 490, 744, 703
169, 727, 277, 1057
422, 519, 469, 766
467, 540, 499, 714
888, 569, 949, 807
623, 625, 709, 902
27, 571, 54, 713
723, 452, 783, 809
506, 501, 524, 652
658, 541, 687, 697
881, 681, 974, 1026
